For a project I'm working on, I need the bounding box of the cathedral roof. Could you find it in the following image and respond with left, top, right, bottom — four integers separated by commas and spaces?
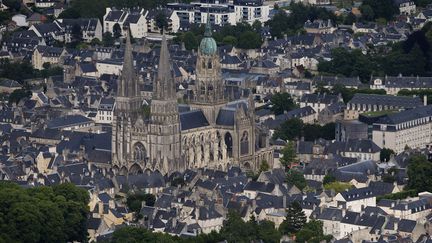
216, 107, 235, 126
179, 110, 209, 131
199, 18, 217, 56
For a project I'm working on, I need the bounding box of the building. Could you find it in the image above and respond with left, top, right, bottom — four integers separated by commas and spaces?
167, 0, 270, 27
395, 0, 416, 15
112, 24, 273, 175
32, 45, 67, 70
55, 18, 103, 43
97, 97, 115, 124
304, 19, 335, 34
335, 120, 369, 142
35, 0, 57, 8
146, 9, 179, 33
344, 94, 424, 120
233, 0, 270, 24
103, 8, 148, 38
370, 76, 432, 95
299, 93, 342, 113
372, 105, 432, 153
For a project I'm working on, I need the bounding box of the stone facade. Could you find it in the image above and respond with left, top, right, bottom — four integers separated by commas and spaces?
112, 25, 273, 175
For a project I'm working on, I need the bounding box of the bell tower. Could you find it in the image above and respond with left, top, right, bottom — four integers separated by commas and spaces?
148, 33, 183, 173
190, 18, 225, 123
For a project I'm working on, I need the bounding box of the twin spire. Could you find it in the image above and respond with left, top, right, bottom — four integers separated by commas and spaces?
154, 32, 176, 100
118, 29, 176, 101
118, 29, 139, 98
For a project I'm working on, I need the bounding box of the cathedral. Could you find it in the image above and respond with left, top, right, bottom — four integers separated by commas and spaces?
111, 23, 273, 175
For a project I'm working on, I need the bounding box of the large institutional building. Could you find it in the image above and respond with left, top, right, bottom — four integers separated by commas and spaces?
111, 23, 273, 175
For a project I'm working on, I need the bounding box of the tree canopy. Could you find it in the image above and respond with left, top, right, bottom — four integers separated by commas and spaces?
111, 211, 281, 243
360, 0, 399, 21
280, 141, 297, 168
0, 182, 89, 243
380, 148, 396, 162
286, 169, 307, 191
279, 201, 306, 235
270, 92, 297, 115
266, 3, 336, 38
407, 154, 432, 192
273, 118, 335, 141
319, 26, 432, 79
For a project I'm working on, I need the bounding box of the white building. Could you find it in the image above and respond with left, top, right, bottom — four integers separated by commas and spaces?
372, 105, 432, 153
395, 0, 416, 15
167, 0, 269, 27
55, 18, 103, 43
12, 14, 28, 27
35, 0, 56, 8
104, 7, 148, 38
334, 187, 376, 212
97, 97, 115, 124
96, 59, 123, 76
233, 0, 270, 24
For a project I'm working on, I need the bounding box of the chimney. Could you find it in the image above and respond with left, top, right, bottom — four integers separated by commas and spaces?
424, 95, 427, 106
283, 195, 287, 208
98, 201, 104, 216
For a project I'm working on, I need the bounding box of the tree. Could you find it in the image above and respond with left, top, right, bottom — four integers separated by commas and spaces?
155, 11, 168, 31
359, 4, 374, 21
103, 32, 115, 46
8, 89, 31, 104
222, 35, 238, 46
113, 23, 122, 38
259, 160, 270, 173
270, 92, 297, 115
280, 141, 297, 168
237, 30, 262, 49
296, 219, 333, 243
126, 193, 156, 214
3, 0, 20, 12
273, 118, 303, 141
257, 220, 281, 243
279, 201, 306, 235
407, 154, 432, 192
323, 174, 336, 185
0, 182, 89, 242
380, 148, 396, 162
182, 32, 198, 50
286, 169, 307, 191
361, 0, 398, 21
71, 23, 83, 43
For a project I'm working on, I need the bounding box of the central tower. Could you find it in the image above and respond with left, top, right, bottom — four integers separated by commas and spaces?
190, 19, 225, 123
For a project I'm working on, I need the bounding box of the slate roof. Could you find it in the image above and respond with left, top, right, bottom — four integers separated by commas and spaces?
348, 93, 423, 108
375, 105, 432, 125
325, 139, 381, 154
216, 107, 235, 126
339, 187, 375, 201
47, 115, 93, 129
299, 93, 340, 104
398, 219, 417, 233
179, 110, 209, 131
244, 181, 275, 193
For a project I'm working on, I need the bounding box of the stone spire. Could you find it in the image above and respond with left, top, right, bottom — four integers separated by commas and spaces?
118, 29, 138, 98
154, 33, 176, 100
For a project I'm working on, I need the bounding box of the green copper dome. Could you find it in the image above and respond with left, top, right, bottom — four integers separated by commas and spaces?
199, 20, 217, 55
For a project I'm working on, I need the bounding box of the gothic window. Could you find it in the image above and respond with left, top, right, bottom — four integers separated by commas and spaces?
207, 60, 212, 69
134, 143, 147, 161
225, 132, 233, 158
240, 131, 249, 155
200, 82, 206, 95
202, 61, 206, 69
